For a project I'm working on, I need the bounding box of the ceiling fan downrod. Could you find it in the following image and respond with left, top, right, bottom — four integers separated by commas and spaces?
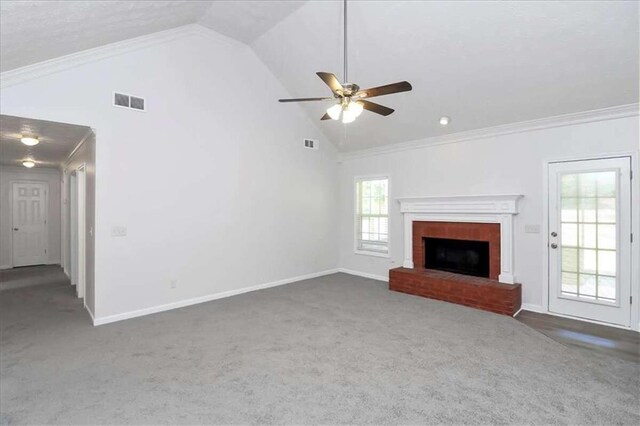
277, 0, 413, 123
343, 0, 348, 85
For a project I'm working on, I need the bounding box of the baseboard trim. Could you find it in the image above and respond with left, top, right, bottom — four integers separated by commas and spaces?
520, 303, 544, 313
338, 268, 389, 282
84, 302, 96, 323
92, 268, 340, 326
0, 261, 60, 270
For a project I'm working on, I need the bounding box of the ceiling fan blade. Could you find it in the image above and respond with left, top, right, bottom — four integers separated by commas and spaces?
321, 113, 332, 120
356, 81, 412, 99
361, 100, 395, 116
316, 72, 344, 94
279, 97, 332, 102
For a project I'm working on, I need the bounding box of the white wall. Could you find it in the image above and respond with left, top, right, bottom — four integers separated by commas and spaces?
0, 27, 339, 320
338, 116, 639, 311
0, 167, 61, 268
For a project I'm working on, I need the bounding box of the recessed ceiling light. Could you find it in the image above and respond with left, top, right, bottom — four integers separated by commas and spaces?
439, 116, 450, 126
21, 136, 39, 146
22, 160, 35, 168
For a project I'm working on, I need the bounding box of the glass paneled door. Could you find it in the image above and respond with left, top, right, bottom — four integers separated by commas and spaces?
548, 157, 632, 327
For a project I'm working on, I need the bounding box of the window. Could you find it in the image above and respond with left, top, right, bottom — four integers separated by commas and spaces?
356, 177, 389, 256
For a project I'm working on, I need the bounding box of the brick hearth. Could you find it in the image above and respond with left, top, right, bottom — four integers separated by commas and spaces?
389, 267, 521, 316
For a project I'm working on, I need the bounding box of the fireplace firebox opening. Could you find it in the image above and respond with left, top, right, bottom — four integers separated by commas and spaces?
423, 237, 490, 278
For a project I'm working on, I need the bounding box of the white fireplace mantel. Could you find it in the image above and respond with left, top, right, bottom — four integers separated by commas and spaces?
397, 195, 523, 284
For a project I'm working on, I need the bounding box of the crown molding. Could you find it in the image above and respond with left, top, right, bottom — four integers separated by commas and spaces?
339, 103, 640, 162
0, 24, 246, 90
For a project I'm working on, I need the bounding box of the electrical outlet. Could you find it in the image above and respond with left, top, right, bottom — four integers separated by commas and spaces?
170, 280, 177, 289
111, 226, 127, 237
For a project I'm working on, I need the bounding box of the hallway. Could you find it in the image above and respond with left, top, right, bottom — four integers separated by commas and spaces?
0, 265, 88, 329
0, 265, 70, 292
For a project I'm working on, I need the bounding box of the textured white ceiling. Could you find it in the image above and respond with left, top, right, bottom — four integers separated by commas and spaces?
198, 1, 305, 44
1, 1, 638, 152
253, 0, 639, 151
0, 115, 91, 168
0, 1, 305, 71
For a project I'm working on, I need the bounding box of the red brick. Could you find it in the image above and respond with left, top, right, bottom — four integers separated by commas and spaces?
388, 267, 521, 316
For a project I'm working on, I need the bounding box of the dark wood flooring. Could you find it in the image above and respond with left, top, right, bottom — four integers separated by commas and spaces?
516, 310, 639, 362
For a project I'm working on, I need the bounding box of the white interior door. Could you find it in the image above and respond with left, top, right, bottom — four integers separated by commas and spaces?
12, 182, 48, 267
548, 157, 632, 327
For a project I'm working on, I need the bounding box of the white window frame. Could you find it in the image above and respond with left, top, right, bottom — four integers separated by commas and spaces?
354, 175, 390, 258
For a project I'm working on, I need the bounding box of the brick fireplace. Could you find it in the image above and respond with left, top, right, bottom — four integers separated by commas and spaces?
412, 221, 501, 280
390, 195, 523, 316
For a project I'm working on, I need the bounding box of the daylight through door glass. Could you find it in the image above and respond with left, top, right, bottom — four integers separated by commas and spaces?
560, 171, 617, 302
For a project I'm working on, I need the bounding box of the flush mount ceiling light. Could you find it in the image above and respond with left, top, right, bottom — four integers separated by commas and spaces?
278, 0, 412, 124
21, 136, 39, 146
22, 160, 35, 168
439, 116, 450, 126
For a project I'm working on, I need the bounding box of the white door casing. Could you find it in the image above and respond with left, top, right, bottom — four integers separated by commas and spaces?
12, 181, 48, 267
548, 157, 632, 327
70, 173, 77, 286
76, 167, 86, 299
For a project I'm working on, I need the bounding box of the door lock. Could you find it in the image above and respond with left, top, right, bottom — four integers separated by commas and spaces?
550, 243, 558, 249
551, 232, 557, 237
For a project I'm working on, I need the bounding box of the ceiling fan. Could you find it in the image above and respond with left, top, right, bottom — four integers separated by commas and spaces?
278, 0, 412, 124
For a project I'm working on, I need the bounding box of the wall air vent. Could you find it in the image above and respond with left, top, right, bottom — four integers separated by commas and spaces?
304, 138, 319, 150
113, 92, 146, 112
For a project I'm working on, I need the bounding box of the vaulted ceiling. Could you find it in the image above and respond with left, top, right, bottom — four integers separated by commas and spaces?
0, 1, 306, 71
1, 1, 638, 153
255, 1, 639, 151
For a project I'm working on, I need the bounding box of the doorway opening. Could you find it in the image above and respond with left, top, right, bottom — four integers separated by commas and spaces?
0, 114, 95, 320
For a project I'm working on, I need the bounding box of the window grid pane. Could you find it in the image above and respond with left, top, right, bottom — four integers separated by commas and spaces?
559, 171, 617, 301
356, 179, 389, 253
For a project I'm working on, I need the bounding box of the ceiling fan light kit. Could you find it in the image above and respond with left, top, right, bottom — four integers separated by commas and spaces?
278, 0, 412, 124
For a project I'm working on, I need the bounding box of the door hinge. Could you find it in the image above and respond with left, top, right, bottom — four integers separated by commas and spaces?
631, 296, 633, 305
630, 170, 633, 180
632, 233, 634, 243
45, 249, 47, 254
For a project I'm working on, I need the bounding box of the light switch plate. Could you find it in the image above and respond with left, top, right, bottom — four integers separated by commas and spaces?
525, 224, 540, 234
111, 226, 127, 237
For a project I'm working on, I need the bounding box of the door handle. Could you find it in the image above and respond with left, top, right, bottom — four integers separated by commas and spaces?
13, 228, 18, 231
551, 232, 557, 237
550, 243, 558, 249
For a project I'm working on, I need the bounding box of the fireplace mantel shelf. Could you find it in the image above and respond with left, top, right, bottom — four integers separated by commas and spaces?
397, 194, 524, 284
397, 195, 523, 215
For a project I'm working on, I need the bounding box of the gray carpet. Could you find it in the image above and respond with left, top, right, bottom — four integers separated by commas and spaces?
1, 271, 638, 425
0, 265, 68, 291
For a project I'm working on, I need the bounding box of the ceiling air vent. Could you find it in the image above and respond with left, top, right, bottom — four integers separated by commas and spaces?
113, 92, 146, 112
304, 138, 319, 150
130, 96, 145, 111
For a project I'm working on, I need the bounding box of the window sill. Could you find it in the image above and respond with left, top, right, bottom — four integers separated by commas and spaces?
355, 249, 390, 258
